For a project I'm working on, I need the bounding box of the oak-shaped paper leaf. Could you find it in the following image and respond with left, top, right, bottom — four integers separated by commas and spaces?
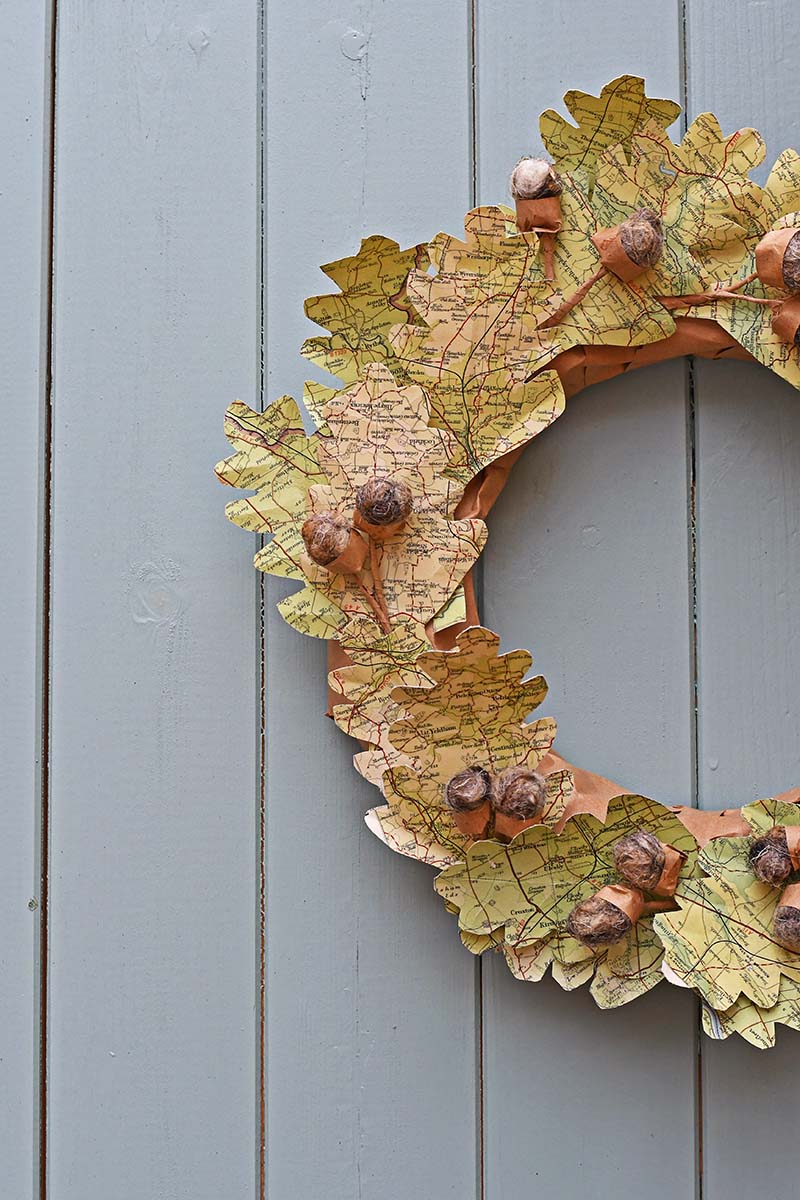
386, 626, 556, 788
217, 365, 487, 638
391, 204, 675, 476
654, 874, 800, 1011
592, 114, 766, 290
302, 235, 427, 384
366, 765, 574, 870
699, 797, 800, 886
702, 976, 800, 1049
434, 793, 697, 1005
540, 74, 681, 191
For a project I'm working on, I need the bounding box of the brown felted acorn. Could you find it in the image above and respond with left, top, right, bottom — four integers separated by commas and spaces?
594, 207, 664, 281
444, 766, 494, 839
755, 227, 800, 292
773, 883, 800, 951
354, 476, 413, 537
613, 830, 665, 891
301, 511, 367, 573
749, 825, 800, 886
539, 207, 664, 330
567, 885, 642, 948
509, 157, 563, 280
492, 765, 547, 841
612, 829, 686, 896
567, 883, 674, 948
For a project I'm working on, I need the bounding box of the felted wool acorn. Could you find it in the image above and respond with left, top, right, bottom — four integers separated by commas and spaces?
509, 157, 563, 280
354, 476, 413, 537
749, 825, 800, 886
773, 883, 800, 952
539, 207, 664, 329
301, 511, 367, 573
492, 765, 547, 841
567, 883, 673, 948
567, 885, 644, 948
612, 829, 686, 897
444, 766, 494, 839
592, 207, 664, 282
755, 227, 800, 293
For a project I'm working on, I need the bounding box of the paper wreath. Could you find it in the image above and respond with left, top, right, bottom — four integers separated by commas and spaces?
217, 76, 800, 1048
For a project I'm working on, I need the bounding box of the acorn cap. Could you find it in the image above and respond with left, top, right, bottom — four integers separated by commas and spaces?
755, 227, 800, 292
509, 157, 563, 200
354, 476, 413, 534
619, 208, 664, 269
774, 904, 800, 952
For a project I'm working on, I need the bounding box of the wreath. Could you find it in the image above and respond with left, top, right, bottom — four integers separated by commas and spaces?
217, 76, 800, 1048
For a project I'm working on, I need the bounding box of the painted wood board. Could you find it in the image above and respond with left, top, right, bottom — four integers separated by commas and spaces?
47, 4, 260, 1195
0, 3, 50, 1194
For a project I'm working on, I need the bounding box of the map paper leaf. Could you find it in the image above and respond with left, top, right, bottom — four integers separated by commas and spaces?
302, 235, 427, 384
540, 74, 681, 189
655, 874, 800, 1010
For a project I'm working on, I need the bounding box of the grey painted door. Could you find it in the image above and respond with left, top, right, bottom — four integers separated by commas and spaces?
4, 1, 800, 1195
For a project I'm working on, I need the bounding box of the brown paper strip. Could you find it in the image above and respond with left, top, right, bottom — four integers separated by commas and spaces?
755, 227, 799, 291
778, 881, 800, 910
653, 842, 687, 897
594, 883, 645, 923
785, 825, 800, 872
591, 225, 642, 282
514, 195, 562, 234
772, 296, 800, 344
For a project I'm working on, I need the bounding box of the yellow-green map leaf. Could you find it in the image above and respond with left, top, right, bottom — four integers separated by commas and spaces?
655, 874, 800, 1010
302, 235, 427, 384
540, 74, 681, 189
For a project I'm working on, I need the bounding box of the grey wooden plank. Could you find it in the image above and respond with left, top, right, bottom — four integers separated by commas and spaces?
476, 11, 699, 1196
686, 6, 800, 1191
481, 370, 698, 1198
47, 4, 259, 1195
0, 3, 49, 1194
263, 5, 480, 1197
693, 361, 800, 1188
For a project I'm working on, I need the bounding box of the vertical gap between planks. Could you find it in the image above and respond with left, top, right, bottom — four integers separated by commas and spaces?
679, 5, 704, 1197
36, 1, 58, 1194
468, 3, 485, 1199
257, 1, 268, 1195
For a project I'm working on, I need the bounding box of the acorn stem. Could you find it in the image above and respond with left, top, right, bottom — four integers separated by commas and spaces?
658, 290, 779, 310
721, 270, 758, 293
538, 266, 607, 329
541, 232, 556, 281
367, 537, 391, 631
354, 573, 392, 634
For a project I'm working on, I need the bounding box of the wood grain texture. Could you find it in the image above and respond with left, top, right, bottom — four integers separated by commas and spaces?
47, 5, 259, 1195
686, 5, 800, 1190
263, 6, 480, 1198
476, 9, 699, 1195
0, 3, 49, 1194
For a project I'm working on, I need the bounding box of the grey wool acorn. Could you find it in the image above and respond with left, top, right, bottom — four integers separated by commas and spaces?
567, 893, 634, 948
618, 207, 664, 269
354, 476, 413, 531
749, 826, 795, 887
301, 511, 367, 572
612, 829, 665, 892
